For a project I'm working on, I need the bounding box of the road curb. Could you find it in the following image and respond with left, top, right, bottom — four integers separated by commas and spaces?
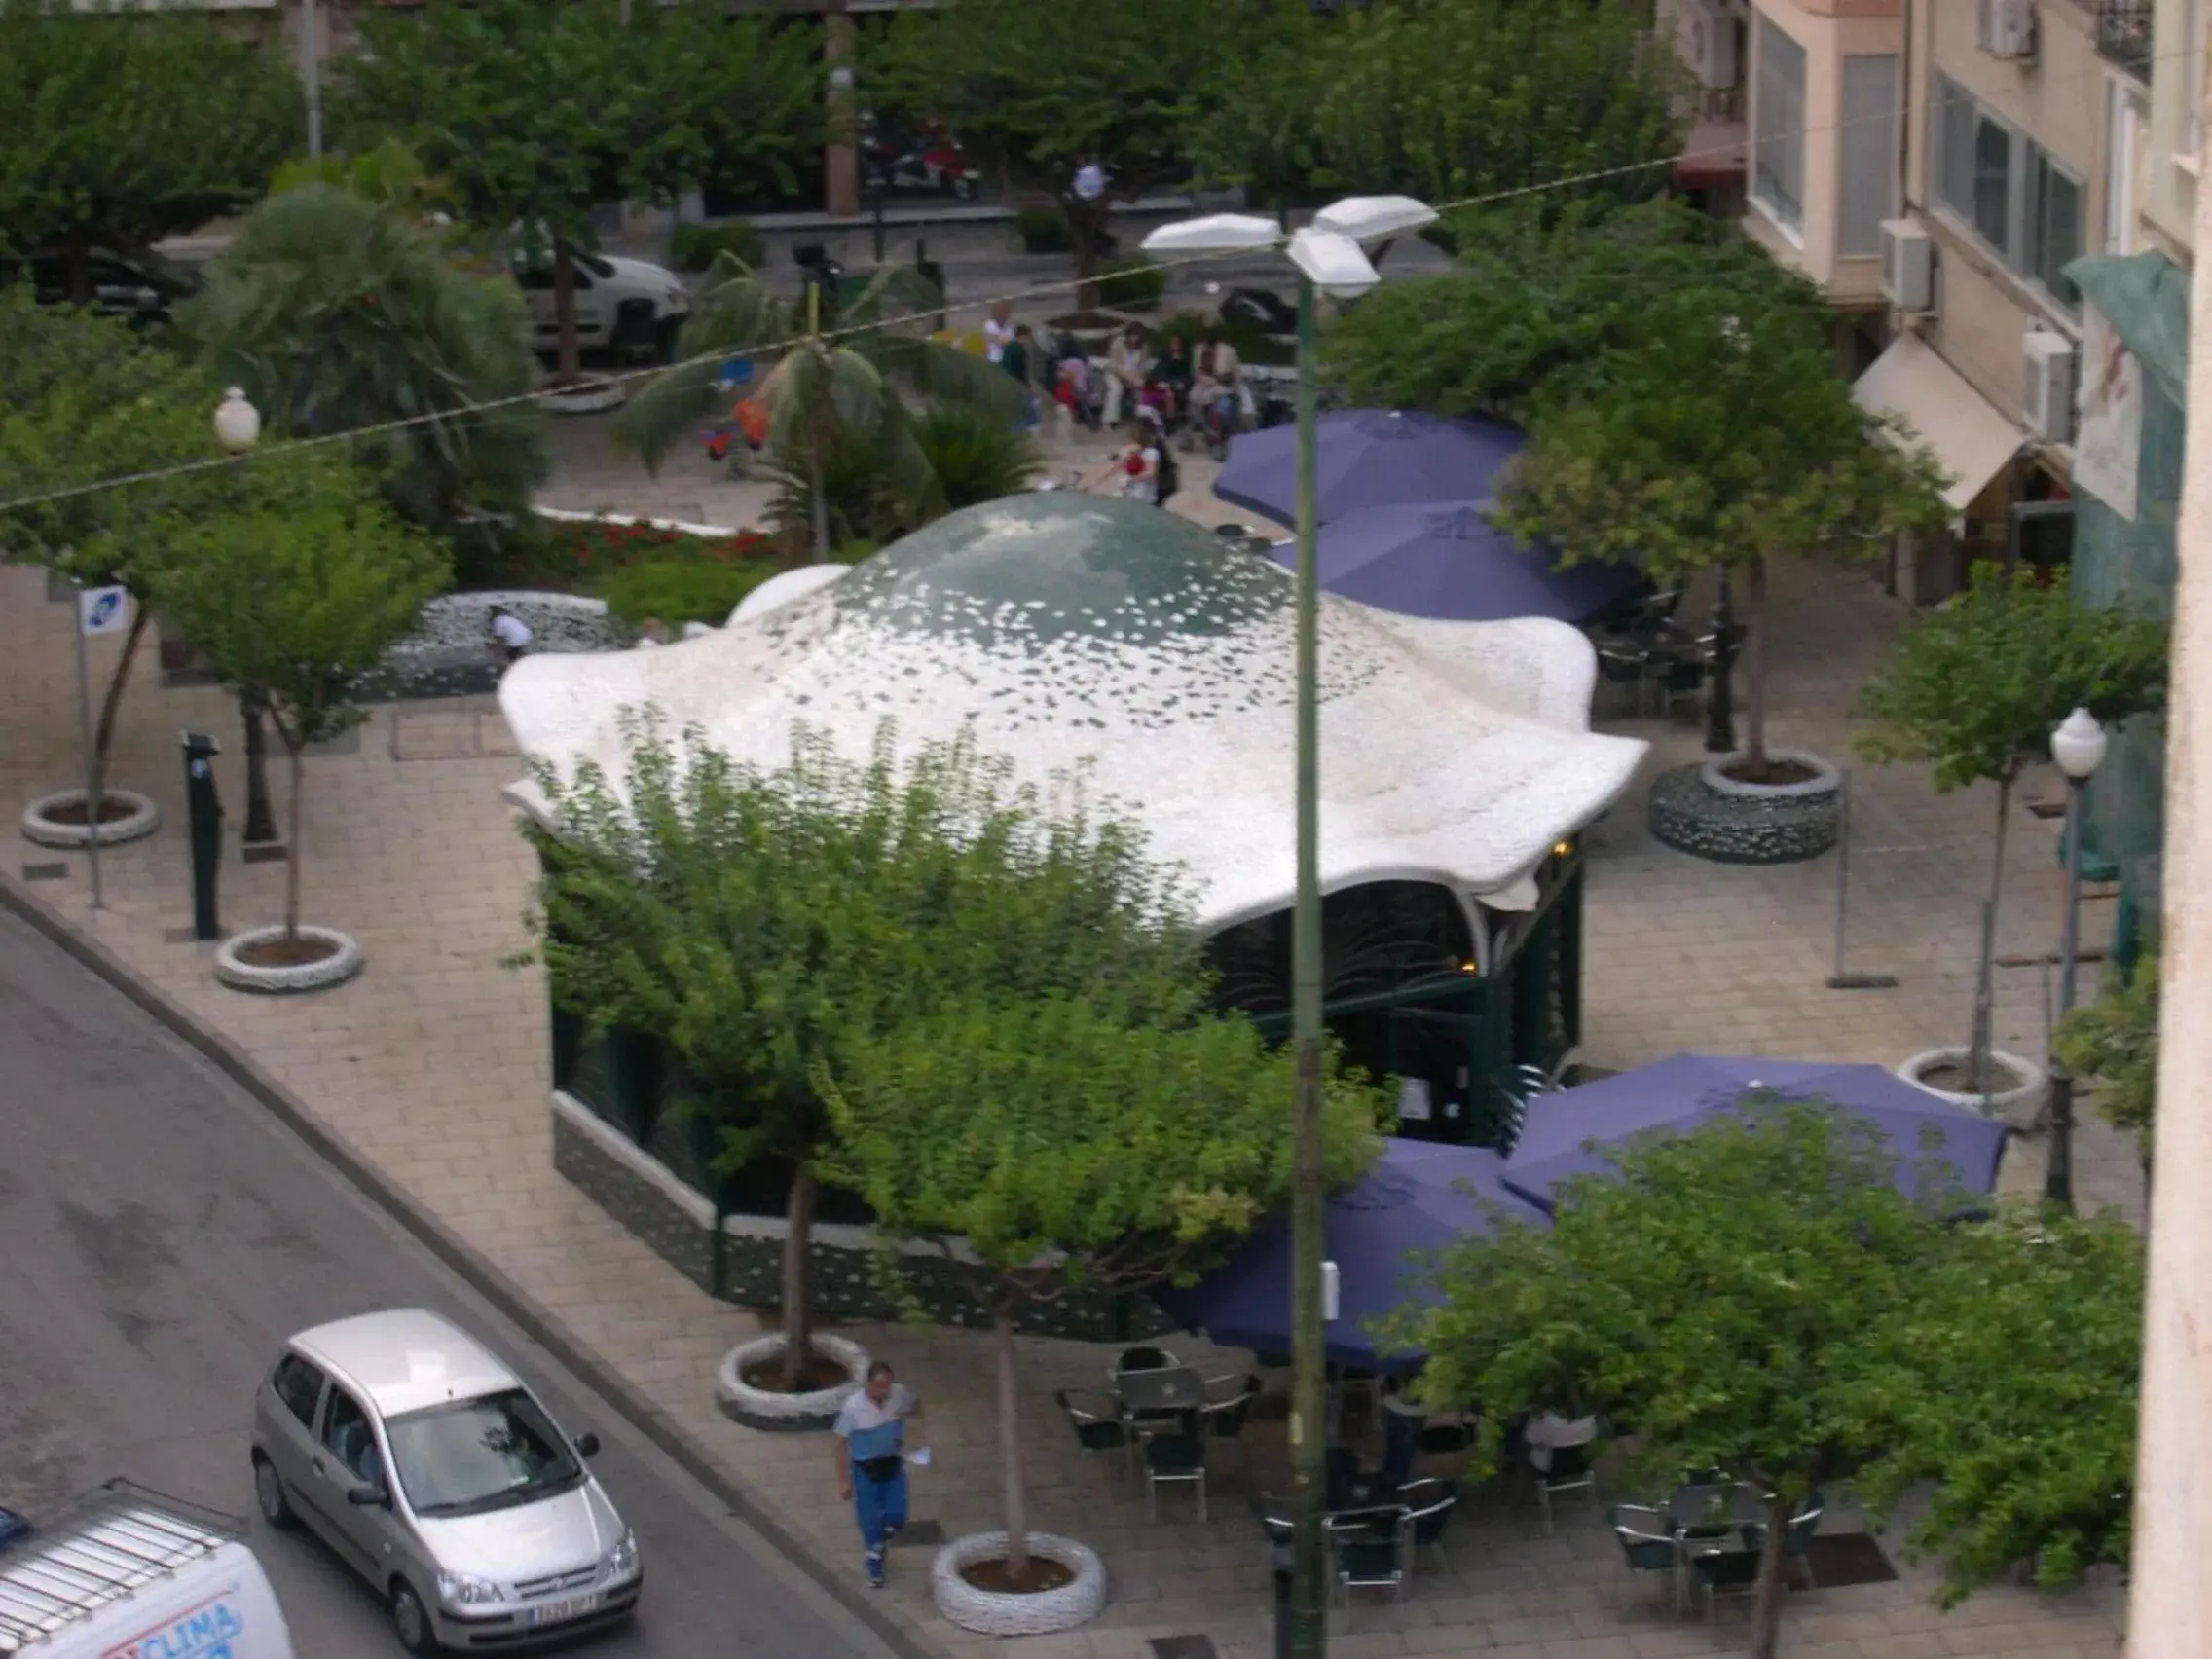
0, 871, 942, 1659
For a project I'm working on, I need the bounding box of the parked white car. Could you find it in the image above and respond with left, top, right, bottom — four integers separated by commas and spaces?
513, 251, 689, 361
249, 1309, 641, 1654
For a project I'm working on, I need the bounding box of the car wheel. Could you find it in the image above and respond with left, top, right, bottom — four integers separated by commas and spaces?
251, 1454, 296, 1531
389, 1579, 440, 1656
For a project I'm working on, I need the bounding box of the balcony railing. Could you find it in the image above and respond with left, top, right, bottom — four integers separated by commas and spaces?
2097, 0, 2154, 82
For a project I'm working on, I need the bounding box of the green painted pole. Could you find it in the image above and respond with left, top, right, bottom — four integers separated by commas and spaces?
1288, 268, 1328, 1656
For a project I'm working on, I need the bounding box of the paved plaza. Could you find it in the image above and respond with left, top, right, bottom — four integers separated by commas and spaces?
0, 425, 2135, 1658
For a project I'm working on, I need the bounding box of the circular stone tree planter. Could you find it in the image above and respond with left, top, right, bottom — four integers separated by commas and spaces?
22, 789, 160, 849
1648, 749, 1843, 866
213, 926, 365, 995
932, 1531, 1108, 1638
1897, 1047, 2049, 1132
537, 380, 627, 416
715, 1332, 868, 1433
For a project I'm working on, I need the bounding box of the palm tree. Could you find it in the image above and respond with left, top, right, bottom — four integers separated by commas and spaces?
615, 259, 1022, 563
179, 178, 547, 580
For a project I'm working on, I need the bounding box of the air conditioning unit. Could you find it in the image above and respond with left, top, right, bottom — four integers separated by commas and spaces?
1879, 219, 1934, 311
1980, 0, 2036, 60
2024, 329, 2077, 443
1681, 0, 1739, 91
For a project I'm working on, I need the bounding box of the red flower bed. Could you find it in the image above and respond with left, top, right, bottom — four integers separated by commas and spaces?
555, 520, 773, 571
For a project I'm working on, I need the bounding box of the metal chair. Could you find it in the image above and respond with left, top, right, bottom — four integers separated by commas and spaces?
1110, 1345, 1179, 1383
1533, 1440, 1599, 1536
1693, 1546, 1762, 1623
1741, 1490, 1825, 1589
1329, 1510, 1410, 1606
1198, 1375, 1262, 1465
1608, 1503, 1679, 1611
1251, 1491, 1299, 1546
1143, 1433, 1208, 1522
1055, 1388, 1135, 1478
1398, 1477, 1458, 1574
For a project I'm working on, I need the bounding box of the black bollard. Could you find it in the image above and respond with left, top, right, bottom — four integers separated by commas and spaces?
181, 729, 223, 940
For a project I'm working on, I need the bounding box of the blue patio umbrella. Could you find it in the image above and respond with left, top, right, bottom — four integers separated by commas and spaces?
1499, 1052, 2008, 1213
1213, 409, 1526, 528
1150, 1139, 1550, 1374
1271, 500, 1644, 624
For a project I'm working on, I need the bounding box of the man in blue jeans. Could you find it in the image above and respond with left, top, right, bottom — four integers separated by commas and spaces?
834, 1360, 925, 1588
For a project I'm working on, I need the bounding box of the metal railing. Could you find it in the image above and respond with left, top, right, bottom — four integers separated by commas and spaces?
2097, 0, 2155, 82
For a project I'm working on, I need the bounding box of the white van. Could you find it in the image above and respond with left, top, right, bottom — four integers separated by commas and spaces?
0, 1482, 293, 1659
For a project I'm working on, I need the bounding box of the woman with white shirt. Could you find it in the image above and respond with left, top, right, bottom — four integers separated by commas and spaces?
982, 298, 1014, 365
1102, 324, 1149, 428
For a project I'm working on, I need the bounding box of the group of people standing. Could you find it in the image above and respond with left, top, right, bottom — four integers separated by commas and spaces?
982, 301, 1246, 513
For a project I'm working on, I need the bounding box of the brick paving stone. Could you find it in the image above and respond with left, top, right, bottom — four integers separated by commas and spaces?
0, 437, 2137, 1659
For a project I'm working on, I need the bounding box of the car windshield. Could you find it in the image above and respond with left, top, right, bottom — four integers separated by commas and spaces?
385, 1388, 584, 1519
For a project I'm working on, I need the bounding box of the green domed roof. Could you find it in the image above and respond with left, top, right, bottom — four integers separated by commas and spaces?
830, 494, 1288, 650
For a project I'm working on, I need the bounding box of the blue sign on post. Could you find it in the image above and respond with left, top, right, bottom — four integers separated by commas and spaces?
78, 584, 129, 637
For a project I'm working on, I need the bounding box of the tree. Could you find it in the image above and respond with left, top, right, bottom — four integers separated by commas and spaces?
525, 721, 1210, 1391
1401, 1101, 1965, 1659
347, 0, 822, 382
0, 4, 299, 296
1322, 199, 1825, 423
1196, 0, 1680, 224
822, 998, 1382, 1579
1857, 564, 2168, 1093
179, 178, 546, 580
1494, 287, 1952, 777
2054, 941, 2159, 1186
1851, 1210, 2142, 1605
873, 0, 1219, 300
613, 260, 1019, 561
149, 453, 451, 942
0, 288, 222, 824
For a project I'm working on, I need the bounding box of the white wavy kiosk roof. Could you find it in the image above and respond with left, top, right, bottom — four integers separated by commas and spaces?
499, 496, 1648, 931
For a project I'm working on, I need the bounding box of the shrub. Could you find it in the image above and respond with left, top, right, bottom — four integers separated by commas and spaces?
912, 408, 1044, 515
1014, 206, 1070, 253
668, 219, 765, 273
597, 556, 780, 628
1094, 256, 1167, 311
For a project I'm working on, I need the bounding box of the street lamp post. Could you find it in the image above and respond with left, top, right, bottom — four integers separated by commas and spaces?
212, 387, 282, 856
1145, 195, 1435, 1658
2046, 706, 2110, 1209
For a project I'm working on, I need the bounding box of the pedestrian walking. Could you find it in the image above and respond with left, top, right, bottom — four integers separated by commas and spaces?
1003, 324, 1041, 431
983, 297, 1015, 364
487, 606, 533, 664
834, 1361, 926, 1589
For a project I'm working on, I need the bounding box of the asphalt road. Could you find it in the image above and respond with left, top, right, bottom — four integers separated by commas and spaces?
0, 909, 902, 1659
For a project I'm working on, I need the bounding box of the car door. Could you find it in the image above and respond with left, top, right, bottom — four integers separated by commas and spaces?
311, 1384, 390, 1581
567, 265, 605, 346
258, 1352, 332, 1533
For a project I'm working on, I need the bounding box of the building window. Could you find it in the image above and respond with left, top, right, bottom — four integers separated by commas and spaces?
1838, 55, 1897, 255
1935, 73, 2083, 314
1752, 16, 1806, 232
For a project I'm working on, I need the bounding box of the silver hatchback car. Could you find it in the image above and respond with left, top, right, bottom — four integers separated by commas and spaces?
250, 1309, 642, 1653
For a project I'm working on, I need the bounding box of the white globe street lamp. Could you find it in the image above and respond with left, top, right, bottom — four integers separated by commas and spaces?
2046, 706, 2109, 1207
1141, 192, 1435, 1655
211, 388, 281, 853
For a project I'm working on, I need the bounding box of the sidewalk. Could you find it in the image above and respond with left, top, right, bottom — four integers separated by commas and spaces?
0, 436, 2136, 1657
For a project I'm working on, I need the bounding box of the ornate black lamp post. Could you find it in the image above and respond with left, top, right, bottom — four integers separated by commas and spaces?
212, 388, 282, 857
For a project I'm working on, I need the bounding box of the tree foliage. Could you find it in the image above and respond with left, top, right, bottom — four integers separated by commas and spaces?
615, 260, 1019, 561
1323, 200, 1821, 422
873, 0, 1212, 284
1402, 1102, 1966, 1658
2054, 942, 2159, 1177
823, 997, 1382, 1575
0, 4, 300, 294
0, 288, 222, 804
346, 0, 821, 378
150, 452, 451, 937
1857, 564, 2168, 1088
1851, 1211, 2142, 1605
524, 720, 1211, 1388
1495, 287, 1951, 772
180, 180, 546, 583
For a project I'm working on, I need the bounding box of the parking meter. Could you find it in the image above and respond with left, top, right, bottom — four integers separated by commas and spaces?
181, 730, 222, 940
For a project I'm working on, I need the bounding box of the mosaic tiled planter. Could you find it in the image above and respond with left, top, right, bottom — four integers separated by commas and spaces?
1648, 750, 1842, 866
716, 1332, 867, 1433
213, 925, 365, 994
366, 592, 631, 703
21, 788, 160, 849
931, 1532, 1108, 1638
1898, 1047, 2048, 1132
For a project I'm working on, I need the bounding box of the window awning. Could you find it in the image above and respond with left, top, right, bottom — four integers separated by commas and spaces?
1672, 120, 1748, 189
1852, 335, 2021, 514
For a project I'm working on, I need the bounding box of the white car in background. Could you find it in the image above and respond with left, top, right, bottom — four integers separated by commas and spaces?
512, 250, 689, 362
